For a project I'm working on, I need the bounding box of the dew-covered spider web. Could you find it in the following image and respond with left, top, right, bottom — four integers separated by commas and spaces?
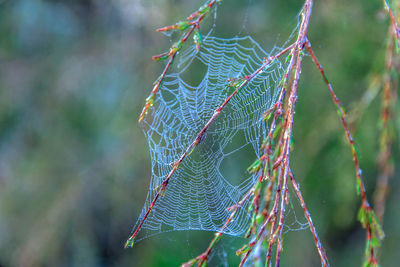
134, 35, 289, 241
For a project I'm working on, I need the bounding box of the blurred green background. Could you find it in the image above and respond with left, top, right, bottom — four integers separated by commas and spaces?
0, 0, 399, 266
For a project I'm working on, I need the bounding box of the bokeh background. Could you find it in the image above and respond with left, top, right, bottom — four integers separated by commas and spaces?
0, 0, 399, 266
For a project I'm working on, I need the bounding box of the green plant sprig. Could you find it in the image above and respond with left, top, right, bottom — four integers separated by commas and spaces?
138, 0, 222, 123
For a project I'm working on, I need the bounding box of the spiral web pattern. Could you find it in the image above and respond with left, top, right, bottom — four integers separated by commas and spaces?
135, 36, 286, 240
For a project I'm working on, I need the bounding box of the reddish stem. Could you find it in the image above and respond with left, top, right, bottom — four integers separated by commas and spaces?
305, 39, 379, 266
274, 0, 314, 265
288, 169, 329, 266
383, 0, 400, 44
374, 18, 397, 225
138, 0, 220, 123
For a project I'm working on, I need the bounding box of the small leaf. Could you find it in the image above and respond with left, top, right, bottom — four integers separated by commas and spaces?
247, 159, 262, 173
170, 40, 184, 54
145, 95, 155, 107
256, 214, 263, 225
357, 207, 367, 226
152, 52, 169, 61
228, 77, 246, 89
285, 54, 292, 64
353, 144, 361, 159
236, 244, 250, 256
273, 124, 282, 139
176, 21, 190, 30
153, 75, 162, 85
278, 75, 287, 87
124, 236, 136, 248
193, 29, 202, 51
356, 179, 361, 195
199, 6, 210, 15
370, 235, 381, 248
290, 136, 295, 151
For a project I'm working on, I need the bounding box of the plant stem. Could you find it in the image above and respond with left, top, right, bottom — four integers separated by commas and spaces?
139, 0, 221, 123
305, 39, 383, 267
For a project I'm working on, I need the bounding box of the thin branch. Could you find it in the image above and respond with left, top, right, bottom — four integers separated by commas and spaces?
288, 169, 329, 267
273, 0, 314, 265
305, 40, 367, 200
383, 0, 400, 49
305, 39, 384, 267
237, 42, 299, 267
138, 0, 221, 123
374, 3, 398, 225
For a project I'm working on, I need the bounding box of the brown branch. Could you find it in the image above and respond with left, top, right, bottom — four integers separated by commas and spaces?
305, 40, 368, 201
288, 169, 329, 267
305, 39, 383, 267
374, 5, 398, 225
383, 0, 400, 48
273, 0, 314, 265
237, 4, 320, 265
138, 0, 220, 123
238, 42, 299, 267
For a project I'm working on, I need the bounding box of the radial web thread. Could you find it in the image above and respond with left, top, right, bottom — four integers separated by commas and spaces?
135, 36, 286, 240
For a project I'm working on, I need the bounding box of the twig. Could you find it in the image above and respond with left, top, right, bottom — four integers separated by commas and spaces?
237, 42, 299, 267
288, 169, 329, 267
305, 39, 384, 267
138, 0, 221, 123
232, 3, 325, 266
374, 3, 398, 226
273, 1, 314, 264
383, 0, 400, 50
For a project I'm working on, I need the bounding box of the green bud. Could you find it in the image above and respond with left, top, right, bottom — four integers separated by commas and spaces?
176, 21, 190, 30
124, 237, 136, 248
170, 40, 184, 54
193, 29, 202, 51
256, 214, 263, 225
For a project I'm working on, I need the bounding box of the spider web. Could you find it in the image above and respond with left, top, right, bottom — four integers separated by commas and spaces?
135, 35, 286, 240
